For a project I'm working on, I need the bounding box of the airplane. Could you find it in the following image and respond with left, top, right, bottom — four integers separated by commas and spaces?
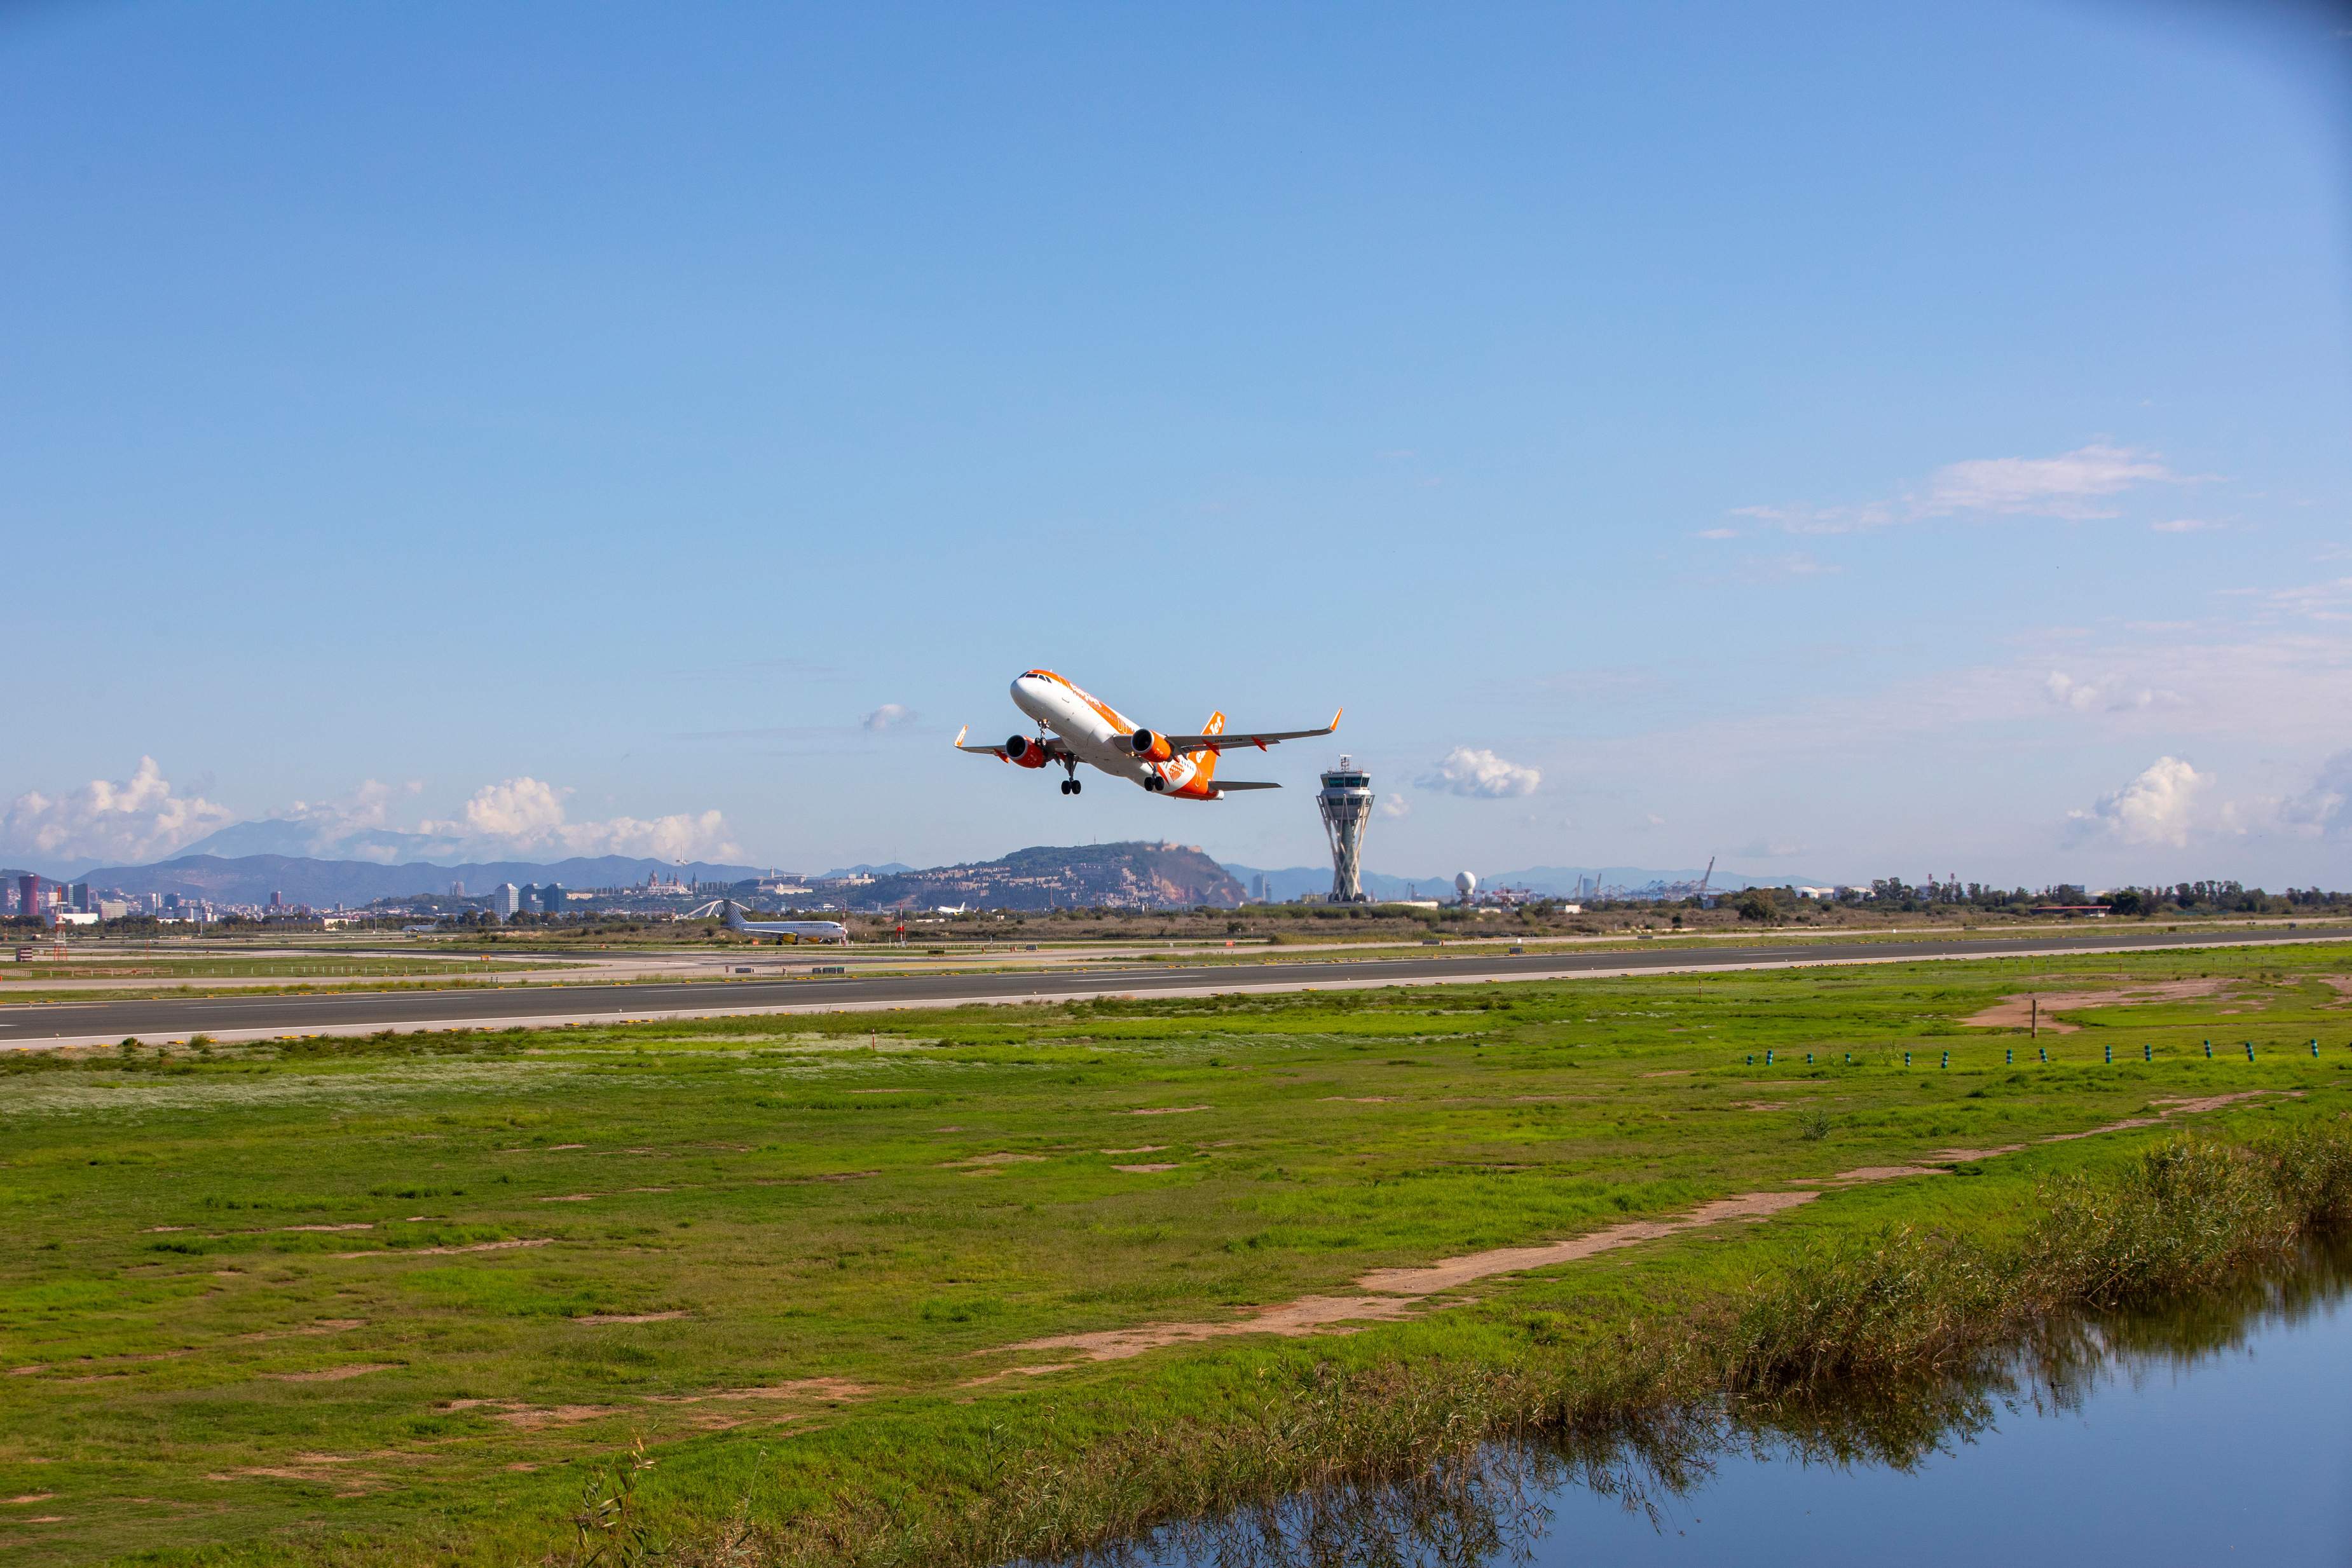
718, 900, 850, 944
955, 668, 1341, 798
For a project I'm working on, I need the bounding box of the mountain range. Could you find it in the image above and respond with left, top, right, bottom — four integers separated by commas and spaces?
17, 824, 1827, 914
68, 854, 764, 908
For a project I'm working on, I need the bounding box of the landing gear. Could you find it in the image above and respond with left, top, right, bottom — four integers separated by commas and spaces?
1060, 759, 1081, 796
1144, 774, 1165, 792
1060, 776, 1083, 796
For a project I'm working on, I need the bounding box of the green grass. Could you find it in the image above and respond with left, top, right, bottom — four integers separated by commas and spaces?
2, 942, 2349, 1564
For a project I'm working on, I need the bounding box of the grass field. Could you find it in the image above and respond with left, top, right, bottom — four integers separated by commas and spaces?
3, 941, 2349, 1564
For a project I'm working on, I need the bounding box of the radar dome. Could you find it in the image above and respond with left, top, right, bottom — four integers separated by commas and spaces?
1454, 871, 1478, 899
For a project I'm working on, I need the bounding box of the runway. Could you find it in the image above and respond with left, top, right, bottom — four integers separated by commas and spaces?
3, 924, 2341, 1051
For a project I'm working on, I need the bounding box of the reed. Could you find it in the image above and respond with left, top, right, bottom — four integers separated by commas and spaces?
661, 1121, 2352, 1568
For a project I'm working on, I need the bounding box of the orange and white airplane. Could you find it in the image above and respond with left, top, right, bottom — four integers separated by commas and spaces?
955, 669, 1341, 799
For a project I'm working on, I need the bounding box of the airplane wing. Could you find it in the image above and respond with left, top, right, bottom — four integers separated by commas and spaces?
953, 725, 1069, 761
1152, 709, 1343, 756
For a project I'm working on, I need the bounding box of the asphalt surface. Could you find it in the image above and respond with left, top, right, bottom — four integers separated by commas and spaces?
1, 924, 2340, 1048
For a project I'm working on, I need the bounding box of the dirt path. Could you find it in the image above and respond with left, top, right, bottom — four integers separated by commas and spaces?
979, 1090, 2296, 1372
2044, 1090, 2289, 1141
1959, 978, 2234, 1032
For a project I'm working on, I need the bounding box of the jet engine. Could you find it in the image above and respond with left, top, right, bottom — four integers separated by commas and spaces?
1006, 734, 1051, 769
1129, 727, 1174, 763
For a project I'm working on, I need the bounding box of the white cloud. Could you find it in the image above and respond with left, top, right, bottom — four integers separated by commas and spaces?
2044, 671, 2100, 711
2281, 751, 2352, 839
2042, 670, 2185, 716
2262, 577, 2352, 622
423, 777, 741, 861
861, 704, 918, 732
1733, 444, 2186, 536
1695, 526, 1740, 540
1418, 747, 1541, 798
1920, 444, 2177, 520
2067, 756, 2212, 848
278, 779, 419, 836
2151, 518, 2219, 533
1377, 792, 1411, 820
0, 758, 233, 866
1729, 501, 1894, 536
1744, 551, 1838, 580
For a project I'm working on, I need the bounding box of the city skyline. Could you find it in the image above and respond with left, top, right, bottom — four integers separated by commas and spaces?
4, 3, 2348, 889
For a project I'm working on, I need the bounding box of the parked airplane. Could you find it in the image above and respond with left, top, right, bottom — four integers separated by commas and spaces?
955, 669, 1340, 798
718, 901, 850, 944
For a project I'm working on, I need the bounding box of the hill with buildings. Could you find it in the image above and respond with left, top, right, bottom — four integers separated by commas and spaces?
74, 853, 765, 908
847, 842, 1244, 911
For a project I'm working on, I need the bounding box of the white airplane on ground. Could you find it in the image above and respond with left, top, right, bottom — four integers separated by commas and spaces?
718, 901, 850, 944
956, 668, 1341, 798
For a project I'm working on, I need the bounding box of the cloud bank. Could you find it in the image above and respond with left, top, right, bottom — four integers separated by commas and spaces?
2, 761, 740, 869
422, 777, 740, 861
0, 758, 232, 867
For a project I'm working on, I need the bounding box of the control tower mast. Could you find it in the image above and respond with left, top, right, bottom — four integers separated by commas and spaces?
1317, 756, 1374, 904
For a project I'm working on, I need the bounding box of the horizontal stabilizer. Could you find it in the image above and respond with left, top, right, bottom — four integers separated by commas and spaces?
1214, 781, 1282, 791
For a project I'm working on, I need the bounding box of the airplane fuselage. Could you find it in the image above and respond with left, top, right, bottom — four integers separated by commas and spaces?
1010, 671, 1220, 797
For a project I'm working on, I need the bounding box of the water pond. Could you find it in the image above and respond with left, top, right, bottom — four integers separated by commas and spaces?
1124, 1247, 2352, 1568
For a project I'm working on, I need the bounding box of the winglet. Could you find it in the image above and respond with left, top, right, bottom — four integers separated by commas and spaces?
954, 725, 968, 747
1330, 707, 1343, 733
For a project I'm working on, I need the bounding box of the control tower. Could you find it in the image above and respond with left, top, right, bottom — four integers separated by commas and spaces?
1316, 756, 1375, 904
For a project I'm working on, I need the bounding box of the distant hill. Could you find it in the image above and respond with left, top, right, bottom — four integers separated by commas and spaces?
76, 854, 765, 907
851, 842, 1243, 911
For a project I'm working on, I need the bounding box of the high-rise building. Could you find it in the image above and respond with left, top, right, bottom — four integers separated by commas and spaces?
70, 882, 92, 912
491, 882, 521, 918
538, 883, 566, 914
17, 874, 41, 918
1317, 757, 1375, 904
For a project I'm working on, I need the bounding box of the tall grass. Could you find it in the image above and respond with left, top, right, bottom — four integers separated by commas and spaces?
652, 1121, 2352, 1568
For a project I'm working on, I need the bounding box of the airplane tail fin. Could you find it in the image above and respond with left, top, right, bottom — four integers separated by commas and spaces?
1191, 711, 1227, 782
721, 900, 746, 932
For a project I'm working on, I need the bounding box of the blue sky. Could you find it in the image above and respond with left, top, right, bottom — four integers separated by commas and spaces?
4, 1, 2348, 885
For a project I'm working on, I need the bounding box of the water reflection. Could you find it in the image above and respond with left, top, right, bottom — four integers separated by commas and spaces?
1093, 1239, 2351, 1568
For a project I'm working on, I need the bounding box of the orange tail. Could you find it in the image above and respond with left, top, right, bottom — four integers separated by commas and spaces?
1192, 710, 1227, 782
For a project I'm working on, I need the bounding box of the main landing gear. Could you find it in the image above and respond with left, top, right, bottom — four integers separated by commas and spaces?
1060, 761, 1082, 796
1144, 774, 1166, 792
